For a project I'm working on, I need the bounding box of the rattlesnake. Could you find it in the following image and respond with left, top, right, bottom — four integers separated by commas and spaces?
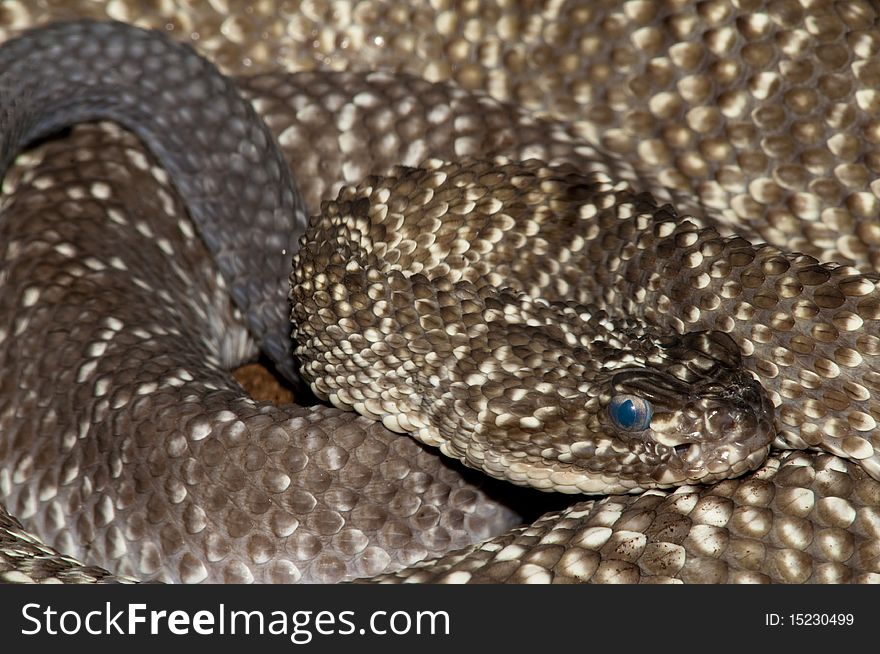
1, 1, 880, 584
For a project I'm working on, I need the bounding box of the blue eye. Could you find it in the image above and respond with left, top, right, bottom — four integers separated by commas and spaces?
608, 395, 653, 431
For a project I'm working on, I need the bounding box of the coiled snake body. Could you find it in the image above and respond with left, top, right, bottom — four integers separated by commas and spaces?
2, 1, 880, 584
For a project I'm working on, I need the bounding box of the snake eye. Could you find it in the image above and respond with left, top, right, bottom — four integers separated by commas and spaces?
608, 395, 653, 431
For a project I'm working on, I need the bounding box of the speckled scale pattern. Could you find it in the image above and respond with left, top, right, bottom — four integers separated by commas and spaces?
290, 159, 776, 494
1, 1, 880, 583
1, 504, 134, 584
6, 1, 879, 264
0, 124, 520, 583
235, 70, 627, 218
0, 19, 307, 380
374, 452, 880, 584
592, 213, 880, 478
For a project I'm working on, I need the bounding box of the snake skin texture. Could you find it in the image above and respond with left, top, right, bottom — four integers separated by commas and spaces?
0, 116, 525, 584
2, 0, 880, 584
290, 159, 776, 493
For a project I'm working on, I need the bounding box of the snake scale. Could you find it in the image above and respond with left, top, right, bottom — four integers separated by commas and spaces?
2, 0, 880, 584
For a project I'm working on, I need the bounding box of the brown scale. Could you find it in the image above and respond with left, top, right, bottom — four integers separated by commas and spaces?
0, 125, 522, 583
3, 1, 880, 583
291, 160, 774, 494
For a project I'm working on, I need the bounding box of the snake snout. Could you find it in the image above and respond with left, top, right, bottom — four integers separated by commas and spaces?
653, 373, 775, 482
595, 360, 770, 487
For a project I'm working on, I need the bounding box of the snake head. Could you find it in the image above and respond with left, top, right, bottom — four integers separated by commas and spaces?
604, 331, 776, 490
291, 165, 777, 497
468, 328, 776, 495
